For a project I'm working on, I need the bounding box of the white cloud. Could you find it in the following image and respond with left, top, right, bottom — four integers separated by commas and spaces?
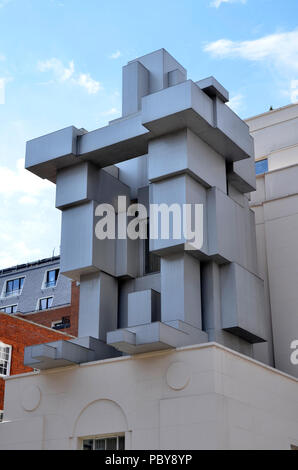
204, 30, 298, 72
61, 61, 75, 81
109, 51, 121, 59
0, 158, 52, 196
76, 73, 102, 94
38, 58, 102, 94
227, 93, 244, 113
0, 158, 61, 269
210, 0, 246, 8
0, 54, 5, 61
204, 30, 298, 104
38, 58, 74, 82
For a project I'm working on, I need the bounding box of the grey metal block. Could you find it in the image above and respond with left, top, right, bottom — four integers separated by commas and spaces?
57, 163, 130, 211
122, 61, 149, 116
227, 182, 250, 208
164, 320, 208, 343
78, 272, 118, 341
60, 198, 122, 279
77, 113, 150, 167
25, 126, 86, 183
116, 236, 139, 279
26, 343, 56, 364
96, 169, 131, 212
137, 185, 149, 213
128, 48, 187, 94
168, 69, 186, 87
207, 187, 237, 263
148, 128, 227, 193
24, 336, 120, 370
103, 165, 119, 179
135, 322, 185, 347
24, 340, 92, 370
220, 263, 267, 343
106, 329, 136, 355
127, 289, 161, 327
142, 80, 253, 162
56, 162, 98, 209
196, 76, 229, 103
213, 97, 254, 161
235, 204, 258, 275
60, 201, 96, 279
68, 336, 120, 360
117, 154, 148, 199
107, 322, 181, 354
107, 321, 207, 355
201, 261, 222, 337
161, 253, 203, 329
207, 187, 259, 274
142, 79, 213, 139
227, 153, 256, 193
149, 174, 208, 256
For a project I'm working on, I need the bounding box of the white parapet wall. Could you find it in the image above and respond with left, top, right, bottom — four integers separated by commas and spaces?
1, 342, 298, 450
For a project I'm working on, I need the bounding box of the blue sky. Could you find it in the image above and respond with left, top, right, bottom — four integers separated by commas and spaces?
0, 0, 297, 268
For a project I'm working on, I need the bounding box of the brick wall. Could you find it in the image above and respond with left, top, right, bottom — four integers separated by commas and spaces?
0, 314, 73, 411
17, 281, 79, 337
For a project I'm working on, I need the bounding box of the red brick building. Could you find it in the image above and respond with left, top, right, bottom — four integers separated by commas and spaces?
0, 313, 74, 417
17, 281, 80, 337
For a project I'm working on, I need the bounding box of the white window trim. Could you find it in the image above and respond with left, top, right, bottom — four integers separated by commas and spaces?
36, 296, 54, 311
0, 342, 12, 377
81, 434, 125, 450
41, 268, 60, 290
0, 304, 18, 314
1, 275, 26, 299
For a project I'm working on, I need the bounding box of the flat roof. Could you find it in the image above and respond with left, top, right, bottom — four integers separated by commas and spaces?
245, 102, 298, 122
0, 256, 60, 277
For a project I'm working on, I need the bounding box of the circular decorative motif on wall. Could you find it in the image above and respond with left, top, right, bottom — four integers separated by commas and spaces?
21, 385, 41, 411
166, 362, 191, 391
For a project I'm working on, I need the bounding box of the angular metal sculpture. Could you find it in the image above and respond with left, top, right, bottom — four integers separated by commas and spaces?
24, 48, 266, 370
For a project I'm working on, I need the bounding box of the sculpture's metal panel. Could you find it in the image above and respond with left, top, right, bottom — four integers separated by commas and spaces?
22, 49, 265, 368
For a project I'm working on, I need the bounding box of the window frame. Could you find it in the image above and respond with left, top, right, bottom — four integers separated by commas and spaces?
0, 304, 18, 314
37, 296, 54, 311
0, 342, 12, 378
255, 158, 268, 175
43, 268, 60, 289
51, 317, 71, 331
1, 276, 25, 299
82, 434, 125, 451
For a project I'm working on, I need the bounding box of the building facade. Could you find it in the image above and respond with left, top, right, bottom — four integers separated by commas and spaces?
247, 103, 298, 377
0, 257, 79, 336
2, 343, 298, 450
0, 313, 73, 421
17, 280, 79, 337
0, 50, 297, 450
0, 256, 70, 315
